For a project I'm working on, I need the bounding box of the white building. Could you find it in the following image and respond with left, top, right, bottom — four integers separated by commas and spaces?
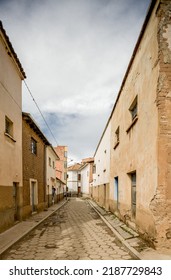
79, 163, 90, 197
92, 120, 111, 209
80, 158, 94, 197
67, 163, 82, 195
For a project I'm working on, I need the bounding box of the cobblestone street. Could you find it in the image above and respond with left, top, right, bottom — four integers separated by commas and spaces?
1, 198, 133, 260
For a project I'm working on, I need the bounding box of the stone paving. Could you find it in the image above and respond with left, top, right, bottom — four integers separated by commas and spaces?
1, 198, 134, 260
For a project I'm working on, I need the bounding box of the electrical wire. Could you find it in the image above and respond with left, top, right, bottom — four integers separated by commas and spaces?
23, 80, 59, 146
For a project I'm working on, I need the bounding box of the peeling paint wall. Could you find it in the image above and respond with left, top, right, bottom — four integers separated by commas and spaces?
109, 0, 171, 248
150, 0, 171, 248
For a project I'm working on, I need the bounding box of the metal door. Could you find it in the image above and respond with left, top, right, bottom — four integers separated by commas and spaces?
131, 173, 136, 218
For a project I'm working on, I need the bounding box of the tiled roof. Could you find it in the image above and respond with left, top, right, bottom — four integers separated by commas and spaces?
67, 163, 82, 171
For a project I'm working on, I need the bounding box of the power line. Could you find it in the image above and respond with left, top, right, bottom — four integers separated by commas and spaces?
0, 81, 22, 110
23, 80, 59, 146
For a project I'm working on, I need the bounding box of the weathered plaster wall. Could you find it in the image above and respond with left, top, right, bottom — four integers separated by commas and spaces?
0, 33, 23, 231
150, 0, 171, 248
110, 1, 159, 244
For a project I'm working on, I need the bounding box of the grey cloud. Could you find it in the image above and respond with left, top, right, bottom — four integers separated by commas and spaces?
0, 0, 151, 160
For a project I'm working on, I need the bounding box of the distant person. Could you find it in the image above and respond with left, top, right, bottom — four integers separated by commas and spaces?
52, 187, 56, 204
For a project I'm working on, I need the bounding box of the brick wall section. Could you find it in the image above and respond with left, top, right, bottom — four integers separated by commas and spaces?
150, 0, 171, 247
22, 118, 46, 217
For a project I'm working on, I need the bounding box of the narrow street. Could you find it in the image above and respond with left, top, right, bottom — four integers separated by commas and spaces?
1, 198, 133, 260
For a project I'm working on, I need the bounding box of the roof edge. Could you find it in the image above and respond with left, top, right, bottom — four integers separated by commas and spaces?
94, 0, 157, 157
0, 21, 26, 79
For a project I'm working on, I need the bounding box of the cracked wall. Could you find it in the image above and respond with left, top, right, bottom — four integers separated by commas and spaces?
150, 0, 171, 249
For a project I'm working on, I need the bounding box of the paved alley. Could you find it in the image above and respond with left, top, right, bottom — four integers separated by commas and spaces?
1, 198, 133, 260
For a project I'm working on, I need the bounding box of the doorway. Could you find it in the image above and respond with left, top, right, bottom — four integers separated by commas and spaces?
30, 180, 37, 213
13, 182, 19, 221
114, 176, 119, 210
131, 172, 136, 219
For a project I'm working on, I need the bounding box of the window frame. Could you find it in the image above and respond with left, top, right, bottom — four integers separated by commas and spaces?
129, 96, 138, 121
114, 126, 120, 149
5, 116, 13, 137
31, 137, 37, 155
126, 96, 138, 133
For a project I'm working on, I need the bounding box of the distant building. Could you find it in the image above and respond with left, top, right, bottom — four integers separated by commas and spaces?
80, 158, 94, 197
67, 163, 82, 195
0, 21, 26, 232
56, 177, 65, 202
54, 146, 68, 189
46, 146, 59, 206
92, 121, 111, 209
22, 113, 53, 217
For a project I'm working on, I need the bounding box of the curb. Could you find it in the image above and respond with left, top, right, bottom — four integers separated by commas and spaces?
87, 199, 141, 260
0, 200, 68, 258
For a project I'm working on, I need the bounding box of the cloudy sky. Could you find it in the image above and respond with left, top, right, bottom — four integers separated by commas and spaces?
0, 0, 151, 162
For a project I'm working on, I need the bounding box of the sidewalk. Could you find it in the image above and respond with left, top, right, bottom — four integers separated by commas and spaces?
88, 199, 171, 260
0, 200, 67, 258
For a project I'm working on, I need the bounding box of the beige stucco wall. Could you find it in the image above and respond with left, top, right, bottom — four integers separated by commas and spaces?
0, 37, 23, 187
110, 1, 159, 243
0, 32, 23, 231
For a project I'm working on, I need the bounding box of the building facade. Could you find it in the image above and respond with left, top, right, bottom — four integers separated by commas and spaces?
109, 0, 171, 248
67, 163, 82, 195
54, 146, 68, 187
80, 158, 94, 197
0, 21, 26, 232
92, 121, 111, 209
22, 113, 50, 218
46, 146, 59, 206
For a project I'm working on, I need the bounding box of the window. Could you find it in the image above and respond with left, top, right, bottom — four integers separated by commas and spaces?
78, 174, 81, 181
53, 161, 55, 169
93, 164, 96, 174
31, 138, 37, 155
126, 96, 138, 133
5, 116, 13, 136
114, 126, 119, 149
64, 161, 67, 168
64, 151, 67, 158
49, 157, 51, 166
129, 96, 138, 121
